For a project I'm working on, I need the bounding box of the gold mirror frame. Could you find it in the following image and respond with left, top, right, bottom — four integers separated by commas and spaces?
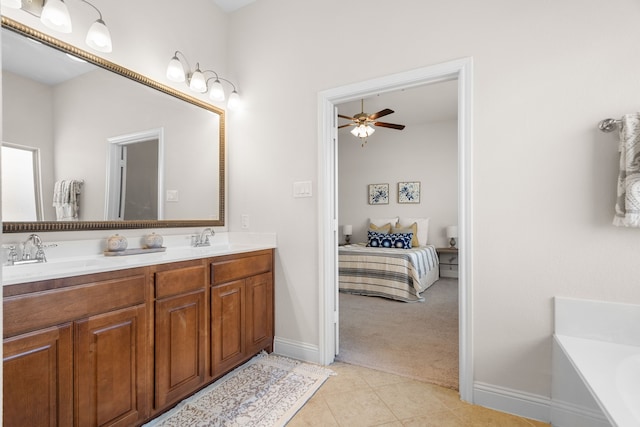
1, 17, 225, 233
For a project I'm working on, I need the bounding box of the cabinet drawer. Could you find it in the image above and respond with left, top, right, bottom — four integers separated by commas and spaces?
155, 265, 206, 299
4, 273, 146, 338
211, 251, 272, 285
439, 253, 458, 265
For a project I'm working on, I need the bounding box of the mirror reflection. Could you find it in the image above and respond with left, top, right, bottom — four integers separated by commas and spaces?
1, 20, 225, 232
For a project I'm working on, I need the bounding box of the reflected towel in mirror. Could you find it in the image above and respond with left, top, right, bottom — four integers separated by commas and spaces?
53, 179, 83, 221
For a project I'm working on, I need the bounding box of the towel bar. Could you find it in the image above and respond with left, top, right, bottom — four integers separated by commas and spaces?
599, 118, 621, 133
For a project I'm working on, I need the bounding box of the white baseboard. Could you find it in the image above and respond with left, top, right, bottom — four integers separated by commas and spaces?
474, 382, 611, 426
273, 336, 321, 364
474, 382, 551, 423
550, 400, 610, 427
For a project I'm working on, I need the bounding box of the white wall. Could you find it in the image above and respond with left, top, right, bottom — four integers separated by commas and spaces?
225, 0, 640, 406
338, 120, 457, 247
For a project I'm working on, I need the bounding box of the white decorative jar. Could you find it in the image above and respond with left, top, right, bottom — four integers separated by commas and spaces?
143, 232, 163, 249
106, 234, 128, 252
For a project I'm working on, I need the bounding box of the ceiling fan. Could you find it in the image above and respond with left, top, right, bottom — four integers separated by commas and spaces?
338, 99, 406, 144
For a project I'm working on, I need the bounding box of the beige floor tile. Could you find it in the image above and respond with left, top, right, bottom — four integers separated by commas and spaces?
401, 409, 468, 427
314, 368, 370, 398
287, 398, 339, 427
347, 364, 413, 388
453, 405, 538, 427
323, 388, 397, 427
374, 380, 449, 420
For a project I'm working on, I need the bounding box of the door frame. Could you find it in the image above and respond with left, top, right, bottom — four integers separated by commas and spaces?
317, 57, 474, 402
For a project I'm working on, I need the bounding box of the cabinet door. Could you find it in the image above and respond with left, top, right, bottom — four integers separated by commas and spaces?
211, 280, 246, 377
3, 324, 73, 427
155, 290, 206, 409
246, 272, 274, 355
75, 304, 147, 427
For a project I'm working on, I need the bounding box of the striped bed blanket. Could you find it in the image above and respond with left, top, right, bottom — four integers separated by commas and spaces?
338, 243, 440, 302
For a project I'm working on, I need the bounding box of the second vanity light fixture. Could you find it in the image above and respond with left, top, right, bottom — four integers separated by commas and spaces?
166, 50, 241, 110
2, 0, 112, 52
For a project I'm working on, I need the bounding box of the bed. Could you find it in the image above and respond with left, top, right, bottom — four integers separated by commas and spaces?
338, 243, 440, 302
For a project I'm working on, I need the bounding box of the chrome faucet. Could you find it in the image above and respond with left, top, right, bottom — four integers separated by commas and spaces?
4, 234, 56, 266
192, 228, 214, 247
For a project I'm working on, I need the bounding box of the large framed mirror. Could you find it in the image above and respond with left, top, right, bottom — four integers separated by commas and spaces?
1, 17, 225, 233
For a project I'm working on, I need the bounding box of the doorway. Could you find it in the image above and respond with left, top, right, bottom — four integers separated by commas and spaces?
1, 142, 43, 221
105, 128, 164, 221
335, 82, 459, 389
318, 58, 474, 402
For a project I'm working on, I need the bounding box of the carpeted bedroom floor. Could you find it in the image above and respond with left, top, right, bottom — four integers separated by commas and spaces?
336, 277, 459, 390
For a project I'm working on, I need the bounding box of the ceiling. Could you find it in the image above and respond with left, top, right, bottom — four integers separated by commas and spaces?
2, 27, 95, 86
213, 0, 257, 12
337, 80, 458, 133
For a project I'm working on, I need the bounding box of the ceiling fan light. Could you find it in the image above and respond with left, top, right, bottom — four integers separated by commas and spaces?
40, 0, 72, 33
209, 79, 225, 101
166, 56, 186, 82
189, 66, 207, 92
365, 125, 375, 136
86, 19, 112, 53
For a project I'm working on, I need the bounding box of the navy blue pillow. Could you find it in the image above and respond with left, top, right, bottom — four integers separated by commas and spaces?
367, 231, 413, 249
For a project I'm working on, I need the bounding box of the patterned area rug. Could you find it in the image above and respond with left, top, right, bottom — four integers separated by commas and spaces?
144, 353, 334, 427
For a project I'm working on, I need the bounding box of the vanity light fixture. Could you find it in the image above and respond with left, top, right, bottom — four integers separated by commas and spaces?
13, 0, 113, 52
167, 50, 241, 110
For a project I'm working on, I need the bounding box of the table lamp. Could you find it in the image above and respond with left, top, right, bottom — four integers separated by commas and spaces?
343, 225, 352, 244
446, 225, 457, 248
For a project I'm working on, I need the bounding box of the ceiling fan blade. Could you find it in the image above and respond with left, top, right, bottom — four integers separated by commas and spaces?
338, 114, 355, 120
368, 108, 394, 120
338, 124, 355, 129
374, 121, 406, 130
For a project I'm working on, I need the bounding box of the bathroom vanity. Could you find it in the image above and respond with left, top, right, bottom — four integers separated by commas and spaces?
3, 245, 274, 427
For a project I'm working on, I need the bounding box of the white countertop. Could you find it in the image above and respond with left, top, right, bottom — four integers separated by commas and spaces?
2, 232, 276, 286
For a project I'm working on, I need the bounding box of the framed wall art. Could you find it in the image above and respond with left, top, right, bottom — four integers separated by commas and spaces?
368, 183, 389, 205
398, 181, 420, 203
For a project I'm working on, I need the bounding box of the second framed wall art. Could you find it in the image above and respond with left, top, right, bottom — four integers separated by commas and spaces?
398, 181, 420, 203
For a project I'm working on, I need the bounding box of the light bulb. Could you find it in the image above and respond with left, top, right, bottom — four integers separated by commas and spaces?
227, 91, 241, 110
86, 19, 112, 53
166, 56, 185, 82
209, 79, 225, 101
189, 66, 207, 92
40, 0, 72, 33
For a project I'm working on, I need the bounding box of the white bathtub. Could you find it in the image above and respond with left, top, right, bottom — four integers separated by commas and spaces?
553, 297, 640, 427
555, 334, 640, 427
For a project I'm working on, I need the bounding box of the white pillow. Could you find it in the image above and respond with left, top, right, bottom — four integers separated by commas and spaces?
397, 217, 429, 246
369, 217, 398, 227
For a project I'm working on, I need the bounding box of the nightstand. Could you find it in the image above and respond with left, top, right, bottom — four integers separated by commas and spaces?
436, 247, 458, 278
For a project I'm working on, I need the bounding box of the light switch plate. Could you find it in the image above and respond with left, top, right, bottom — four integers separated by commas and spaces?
293, 181, 312, 198
166, 190, 179, 202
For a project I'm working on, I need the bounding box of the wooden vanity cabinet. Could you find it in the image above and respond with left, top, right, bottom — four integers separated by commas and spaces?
3, 268, 149, 427
3, 249, 274, 427
210, 250, 274, 378
152, 260, 207, 413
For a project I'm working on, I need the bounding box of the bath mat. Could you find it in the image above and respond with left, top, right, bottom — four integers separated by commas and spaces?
143, 352, 335, 427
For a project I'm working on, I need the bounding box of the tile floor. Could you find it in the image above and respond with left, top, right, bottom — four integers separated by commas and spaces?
288, 362, 550, 427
